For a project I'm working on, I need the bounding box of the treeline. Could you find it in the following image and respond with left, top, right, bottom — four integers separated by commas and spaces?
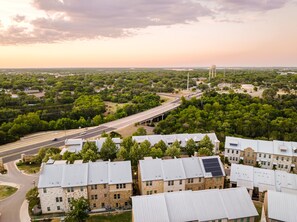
0, 92, 160, 145
154, 91, 297, 142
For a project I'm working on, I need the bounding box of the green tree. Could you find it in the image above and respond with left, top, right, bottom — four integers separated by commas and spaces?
165, 145, 181, 158
198, 135, 214, 153
198, 147, 213, 156
65, 197, 90, 222
154, 140, 168, 153
117, 147, 129, 160
262, 88, 277, 100
132, 127, 147, 136
121, 136, 134, 153
81, 141, 99, 162
26, 187, 40, 214
185, 138, 197, 156
150, 147, 163, 158
100, 136, 118, 161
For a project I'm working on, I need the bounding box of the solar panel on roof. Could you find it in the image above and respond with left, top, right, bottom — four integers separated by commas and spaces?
202, 158, 223, 177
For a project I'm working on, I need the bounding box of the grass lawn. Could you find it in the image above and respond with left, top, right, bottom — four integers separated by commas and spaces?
16, 162, 40, 174
253, 201, 263, 222
0, 185, 18, 200
87, 211, 132, 222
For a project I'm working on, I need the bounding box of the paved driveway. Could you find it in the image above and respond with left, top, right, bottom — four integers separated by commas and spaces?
0, 161, 39, 222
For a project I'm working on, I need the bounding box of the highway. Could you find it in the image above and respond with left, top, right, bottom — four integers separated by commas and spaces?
0, 97, 182, 163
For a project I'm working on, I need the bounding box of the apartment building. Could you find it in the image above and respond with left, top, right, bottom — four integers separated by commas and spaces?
132, 187, 258, 222
230, 163, 297, 201
133, 133, 220, 153
224, 136, 297, 173
262, 190, 297, 222
61, 137, 122, 154
38, 160, 132, 214
138, 156, 225, 195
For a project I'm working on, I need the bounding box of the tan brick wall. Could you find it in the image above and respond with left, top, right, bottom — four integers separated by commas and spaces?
204, 177, 224, 190
141, 180, 164, 195
108, 183, 132, 208
243, 147, 257, 166
185, 177, 205, 191
87, 184, 109, 209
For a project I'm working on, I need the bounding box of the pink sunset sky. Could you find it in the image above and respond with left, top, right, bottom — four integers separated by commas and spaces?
0, 0, 297, 68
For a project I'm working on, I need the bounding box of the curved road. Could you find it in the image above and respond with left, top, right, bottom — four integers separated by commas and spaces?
0, 162, 38, 222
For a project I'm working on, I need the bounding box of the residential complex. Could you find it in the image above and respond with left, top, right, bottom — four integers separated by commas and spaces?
132, 187, 258, 222
38, 160, 132, 214
61, 137, 122, 154
138, 156, 225, 195
133, 133, 220, 153
224, 136, 297, 173
230, 163, 297, 201
262, 190, 297, 222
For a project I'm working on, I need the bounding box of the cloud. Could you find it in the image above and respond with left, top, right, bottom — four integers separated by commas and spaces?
0, 0, 293, 45
0, 0, 211, 45
217, 0, 290, 12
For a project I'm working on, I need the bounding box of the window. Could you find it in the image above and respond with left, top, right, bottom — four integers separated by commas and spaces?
232, 150, 234, 154
104, 194, 107, 197
116, 183, 126, 189
188, 178, 194, 184
114, 194, 121, 199
276, 156, 279, 160
67, 187, 74, 192
57, 206, 60, 210
179, 180, 182, 185
227, 149, 229, 153
80, 187, 84, 191
43, 188, 47, 193
103, 184, 107, 189
168, 181, 174, 186
91, 184, 97, 190
56, 197, 63, 202
47, 207, 50, 212
147, 190, 152, 195
146, 181, 152, 186
269, 155, 271, 159
179, 189, 182, 191
125, 202, 128, 206
259, 154, 261, 157
68, 198, 71, 203
268, 162, 270, 166
93, 203, 96, 208
285, 165, 288, 169
56, 197, 59, 202
281, 157, 284, 161
95, 195, 98, 199
264, 154, 266, 158
236, 151, 238, 154
101, 203, 105, 208
287, 158, 290, 162
116, 203, 119, 208
154, 190, 157, 193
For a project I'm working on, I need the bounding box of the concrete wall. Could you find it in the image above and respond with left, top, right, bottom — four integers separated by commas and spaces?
225, 148, 241, 163
185, 177, 205, 191
205, 177, 224, 190
141, 180, 164, 195
63, 186, 88, 212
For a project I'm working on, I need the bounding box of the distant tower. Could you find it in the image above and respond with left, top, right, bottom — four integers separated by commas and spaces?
187, 72, 190, 91
209, 65, 217, 79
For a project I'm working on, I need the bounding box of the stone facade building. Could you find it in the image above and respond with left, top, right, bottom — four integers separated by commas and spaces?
225, 136, 297, 173
38, 160, 132, 214
138, 156, 225, 195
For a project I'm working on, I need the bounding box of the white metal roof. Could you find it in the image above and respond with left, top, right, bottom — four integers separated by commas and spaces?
108, 161, 132, 184
38, 160, 132, 188
132, 187, 258, 222
61, 163, 88, 187
162, 158, 186, 181
132, 194, 170, 222
230, 164, 297, 193
225, 136, 297, 157
139, 156, 224, 182
267, 190, 297, 222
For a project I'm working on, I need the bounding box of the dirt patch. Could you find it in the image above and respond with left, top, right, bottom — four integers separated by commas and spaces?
116, 124, 155, 138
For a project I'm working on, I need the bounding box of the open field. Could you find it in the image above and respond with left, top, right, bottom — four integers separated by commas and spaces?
0, 185, 18, 200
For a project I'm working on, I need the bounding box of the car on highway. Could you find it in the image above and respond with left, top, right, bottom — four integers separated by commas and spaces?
52, 138, 58, 141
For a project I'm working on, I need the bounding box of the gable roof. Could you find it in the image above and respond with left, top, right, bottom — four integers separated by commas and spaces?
139, 156, 224, 182
132, 187, 258, 222
38, 160, 132, 188
267, 190, 297, 222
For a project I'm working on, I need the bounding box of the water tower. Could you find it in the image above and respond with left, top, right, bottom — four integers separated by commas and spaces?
209, 65, 216, 79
